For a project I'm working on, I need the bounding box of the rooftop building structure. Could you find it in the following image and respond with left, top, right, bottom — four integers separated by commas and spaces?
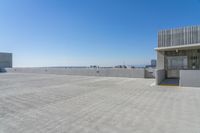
155, 26, 200, 87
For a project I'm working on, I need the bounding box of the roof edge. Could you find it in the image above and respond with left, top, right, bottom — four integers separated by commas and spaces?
155, 43, 200, 51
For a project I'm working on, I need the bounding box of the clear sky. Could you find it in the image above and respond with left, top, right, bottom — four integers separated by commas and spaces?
0, 0, 200, 67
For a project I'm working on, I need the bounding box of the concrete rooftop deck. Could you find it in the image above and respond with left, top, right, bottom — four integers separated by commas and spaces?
0, 73, 200, 133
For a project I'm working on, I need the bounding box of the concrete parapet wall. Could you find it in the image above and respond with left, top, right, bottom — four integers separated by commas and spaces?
155, 69, 165, 85
3, 67, 151, 78
145, 68, 155, 78
180, 70, 200, 87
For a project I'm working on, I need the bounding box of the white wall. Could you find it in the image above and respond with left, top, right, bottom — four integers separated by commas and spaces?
180, 70, 200, 87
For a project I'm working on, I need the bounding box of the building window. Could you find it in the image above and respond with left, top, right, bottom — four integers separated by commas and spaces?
167, 56, 188, 70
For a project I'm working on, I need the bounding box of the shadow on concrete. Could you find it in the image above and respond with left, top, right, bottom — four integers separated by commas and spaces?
160, 78, 179, 86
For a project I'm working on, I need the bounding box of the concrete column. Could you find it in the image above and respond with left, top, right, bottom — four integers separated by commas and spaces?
156, 51, 166, 85
157, 51, 165, 70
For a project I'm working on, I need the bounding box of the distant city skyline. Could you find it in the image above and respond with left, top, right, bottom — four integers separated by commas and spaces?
0, 0, 200, 67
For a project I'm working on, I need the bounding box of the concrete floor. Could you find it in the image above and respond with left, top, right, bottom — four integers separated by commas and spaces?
0, 73, 200, 133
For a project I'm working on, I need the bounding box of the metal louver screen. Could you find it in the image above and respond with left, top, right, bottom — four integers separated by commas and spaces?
158, 26, 200, 47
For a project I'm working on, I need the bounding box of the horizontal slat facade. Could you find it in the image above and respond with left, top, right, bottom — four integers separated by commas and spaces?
158, 26, 200, 47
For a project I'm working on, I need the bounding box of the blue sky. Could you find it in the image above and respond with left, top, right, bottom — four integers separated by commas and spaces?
0, 0, 200, 67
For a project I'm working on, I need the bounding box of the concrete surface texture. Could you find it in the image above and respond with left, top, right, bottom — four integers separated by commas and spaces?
0, 53, 12, 68
0, 73, 200, 133
156, 51, 165, 70
180, 70, 200, 87
155, 69, 165, 85
4, 67, 154, 78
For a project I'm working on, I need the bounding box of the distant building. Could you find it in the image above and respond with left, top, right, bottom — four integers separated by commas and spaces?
115, 65, 127, 68
151, 60, 156, 67
0, 53, 12, 68
145, 59, 156, 68
155, 26, 200, 87
90, 65, 99, 68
